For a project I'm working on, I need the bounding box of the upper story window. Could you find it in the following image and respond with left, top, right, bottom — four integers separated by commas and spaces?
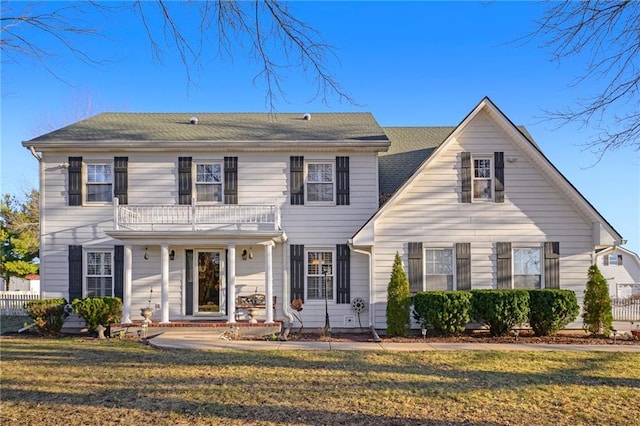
86, 163, 113, 203
513, 247, 541, 289
196, 163, 223, 202
473, 157, 492, 200
306, 161, 335, 203
306, 250, 334, 301
606, 254, 623, 266
424, 248, 454, 291
86, 251, 113, 297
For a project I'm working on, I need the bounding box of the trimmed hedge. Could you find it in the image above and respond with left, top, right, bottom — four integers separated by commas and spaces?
71, 297, 123, 332
527, 289, 579, 336
24, 298, 69, 336
413, 291, 472, 335
471, 290, 529, 336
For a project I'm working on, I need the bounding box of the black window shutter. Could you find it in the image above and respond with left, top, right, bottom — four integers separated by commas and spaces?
290, 244, 305, 302
224, 156, 238, 205
618, 255, 623, 265
114, 245, 124, 299
408, 242, 423, 294
68, 157, 83, 206
336, 156, 350, 206
185, 250, 193, 315
544, 242, 560, 289
494, 152, 504, 203
178, 157, 192, 205
461, 152, 471, 203
290, 156, 304, 205
114, 157, 128, 205
496, 242, 512, 289
336, 244, 350, 303
604, 255, 609, 266
456, 243, 471, 291
68, 245, 83, 302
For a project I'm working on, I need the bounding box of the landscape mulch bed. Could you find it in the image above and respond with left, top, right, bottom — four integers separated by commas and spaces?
284, 329, 640, 345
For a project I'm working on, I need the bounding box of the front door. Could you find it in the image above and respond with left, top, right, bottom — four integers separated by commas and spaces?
195, 250, 225, 315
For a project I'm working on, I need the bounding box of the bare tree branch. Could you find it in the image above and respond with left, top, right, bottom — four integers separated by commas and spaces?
1, 1, 354, 109
529, 0, 640, 155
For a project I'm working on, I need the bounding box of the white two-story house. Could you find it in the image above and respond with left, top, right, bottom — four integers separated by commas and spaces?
23, 97, 624, 332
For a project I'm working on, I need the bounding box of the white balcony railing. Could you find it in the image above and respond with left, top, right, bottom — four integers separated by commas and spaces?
114, 198, 281, 231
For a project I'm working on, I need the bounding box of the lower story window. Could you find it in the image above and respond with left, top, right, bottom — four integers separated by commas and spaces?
513, 247, 541, 289
306, 250, 333, 301
425, 248, 454, 291
86, 251, 113, 297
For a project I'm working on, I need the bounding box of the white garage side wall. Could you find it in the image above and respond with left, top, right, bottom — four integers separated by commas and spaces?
597, 248, 640, 298
371, 111, 596, 330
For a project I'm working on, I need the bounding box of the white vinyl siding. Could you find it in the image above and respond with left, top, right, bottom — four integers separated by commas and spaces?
195, 162, 222, 202
425, 248, 454, 291
86, 251, 113, 297
513, 247, 542, 289
86, 163, 112, 203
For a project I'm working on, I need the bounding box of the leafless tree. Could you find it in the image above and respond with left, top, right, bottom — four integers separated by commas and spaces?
1, 1, 353, 109
531, 1, 640, 156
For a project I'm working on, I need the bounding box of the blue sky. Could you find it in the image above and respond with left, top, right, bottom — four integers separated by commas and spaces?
1, 1, 638, 252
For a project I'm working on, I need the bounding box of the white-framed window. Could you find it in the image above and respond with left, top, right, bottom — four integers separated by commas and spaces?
513, 247, 541, 289
85, 251, 113, 297
306, 249, 334, 301
608, 255, 621, 266
86, 163, 113, 202
306, 161, 335, 203
195, 162, 223, 202
473, 157, 492, 200
424, 248, 455, 291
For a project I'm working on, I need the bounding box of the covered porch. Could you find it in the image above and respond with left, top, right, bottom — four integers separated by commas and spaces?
106, 202, 287, 325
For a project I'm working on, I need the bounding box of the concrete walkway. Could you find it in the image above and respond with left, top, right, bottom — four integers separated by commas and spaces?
148, 330, 640, 352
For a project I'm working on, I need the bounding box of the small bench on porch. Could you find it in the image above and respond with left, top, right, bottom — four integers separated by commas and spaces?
235, 293, 276, 322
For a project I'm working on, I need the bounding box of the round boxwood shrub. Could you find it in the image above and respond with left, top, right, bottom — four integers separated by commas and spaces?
528, 289, 579, 336
24, 298, 69, 336
471, 290, 529, 336
413, 291, 472, 335
71, 297, 123, 332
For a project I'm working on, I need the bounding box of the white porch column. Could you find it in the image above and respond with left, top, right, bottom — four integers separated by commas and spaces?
160, 244, 170, 323
122, 244, 133, 324
227, 244, 237, 323
265, 241, 274, 323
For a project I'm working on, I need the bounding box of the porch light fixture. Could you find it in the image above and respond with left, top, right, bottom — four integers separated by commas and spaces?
169, 250, 175, 261
144, 247, 149, 260
241, 247, 254, 261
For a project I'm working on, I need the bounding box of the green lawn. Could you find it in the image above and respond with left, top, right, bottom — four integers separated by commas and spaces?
1, 337, 639, 425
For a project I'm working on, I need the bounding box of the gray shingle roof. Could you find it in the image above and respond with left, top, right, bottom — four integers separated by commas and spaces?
379, 127, 454, 197
27, 112, 388, 142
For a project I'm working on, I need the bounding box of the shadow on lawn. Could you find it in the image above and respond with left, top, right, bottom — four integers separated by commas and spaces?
1, 338, 639, 425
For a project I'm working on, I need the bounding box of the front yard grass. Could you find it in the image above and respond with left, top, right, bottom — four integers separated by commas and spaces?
1, 337, 639, 425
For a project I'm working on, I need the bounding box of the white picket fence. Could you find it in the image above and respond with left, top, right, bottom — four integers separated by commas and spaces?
0, 291, 39, 315
612, 297, 640, 321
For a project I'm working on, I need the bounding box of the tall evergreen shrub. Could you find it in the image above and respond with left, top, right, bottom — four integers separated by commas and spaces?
386, 252, 411, 337
582, 264, 613, 336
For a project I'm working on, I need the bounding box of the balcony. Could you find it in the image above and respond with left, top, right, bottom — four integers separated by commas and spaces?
113, 199, 281, 232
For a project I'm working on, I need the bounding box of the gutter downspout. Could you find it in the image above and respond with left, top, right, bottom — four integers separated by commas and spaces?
27, 147, 43, 298
348, 241, 381, 342
280, 241, 294, 340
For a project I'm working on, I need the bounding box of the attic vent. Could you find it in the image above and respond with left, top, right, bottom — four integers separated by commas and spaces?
302, 113, 311, 121
190, 116, 198, 125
